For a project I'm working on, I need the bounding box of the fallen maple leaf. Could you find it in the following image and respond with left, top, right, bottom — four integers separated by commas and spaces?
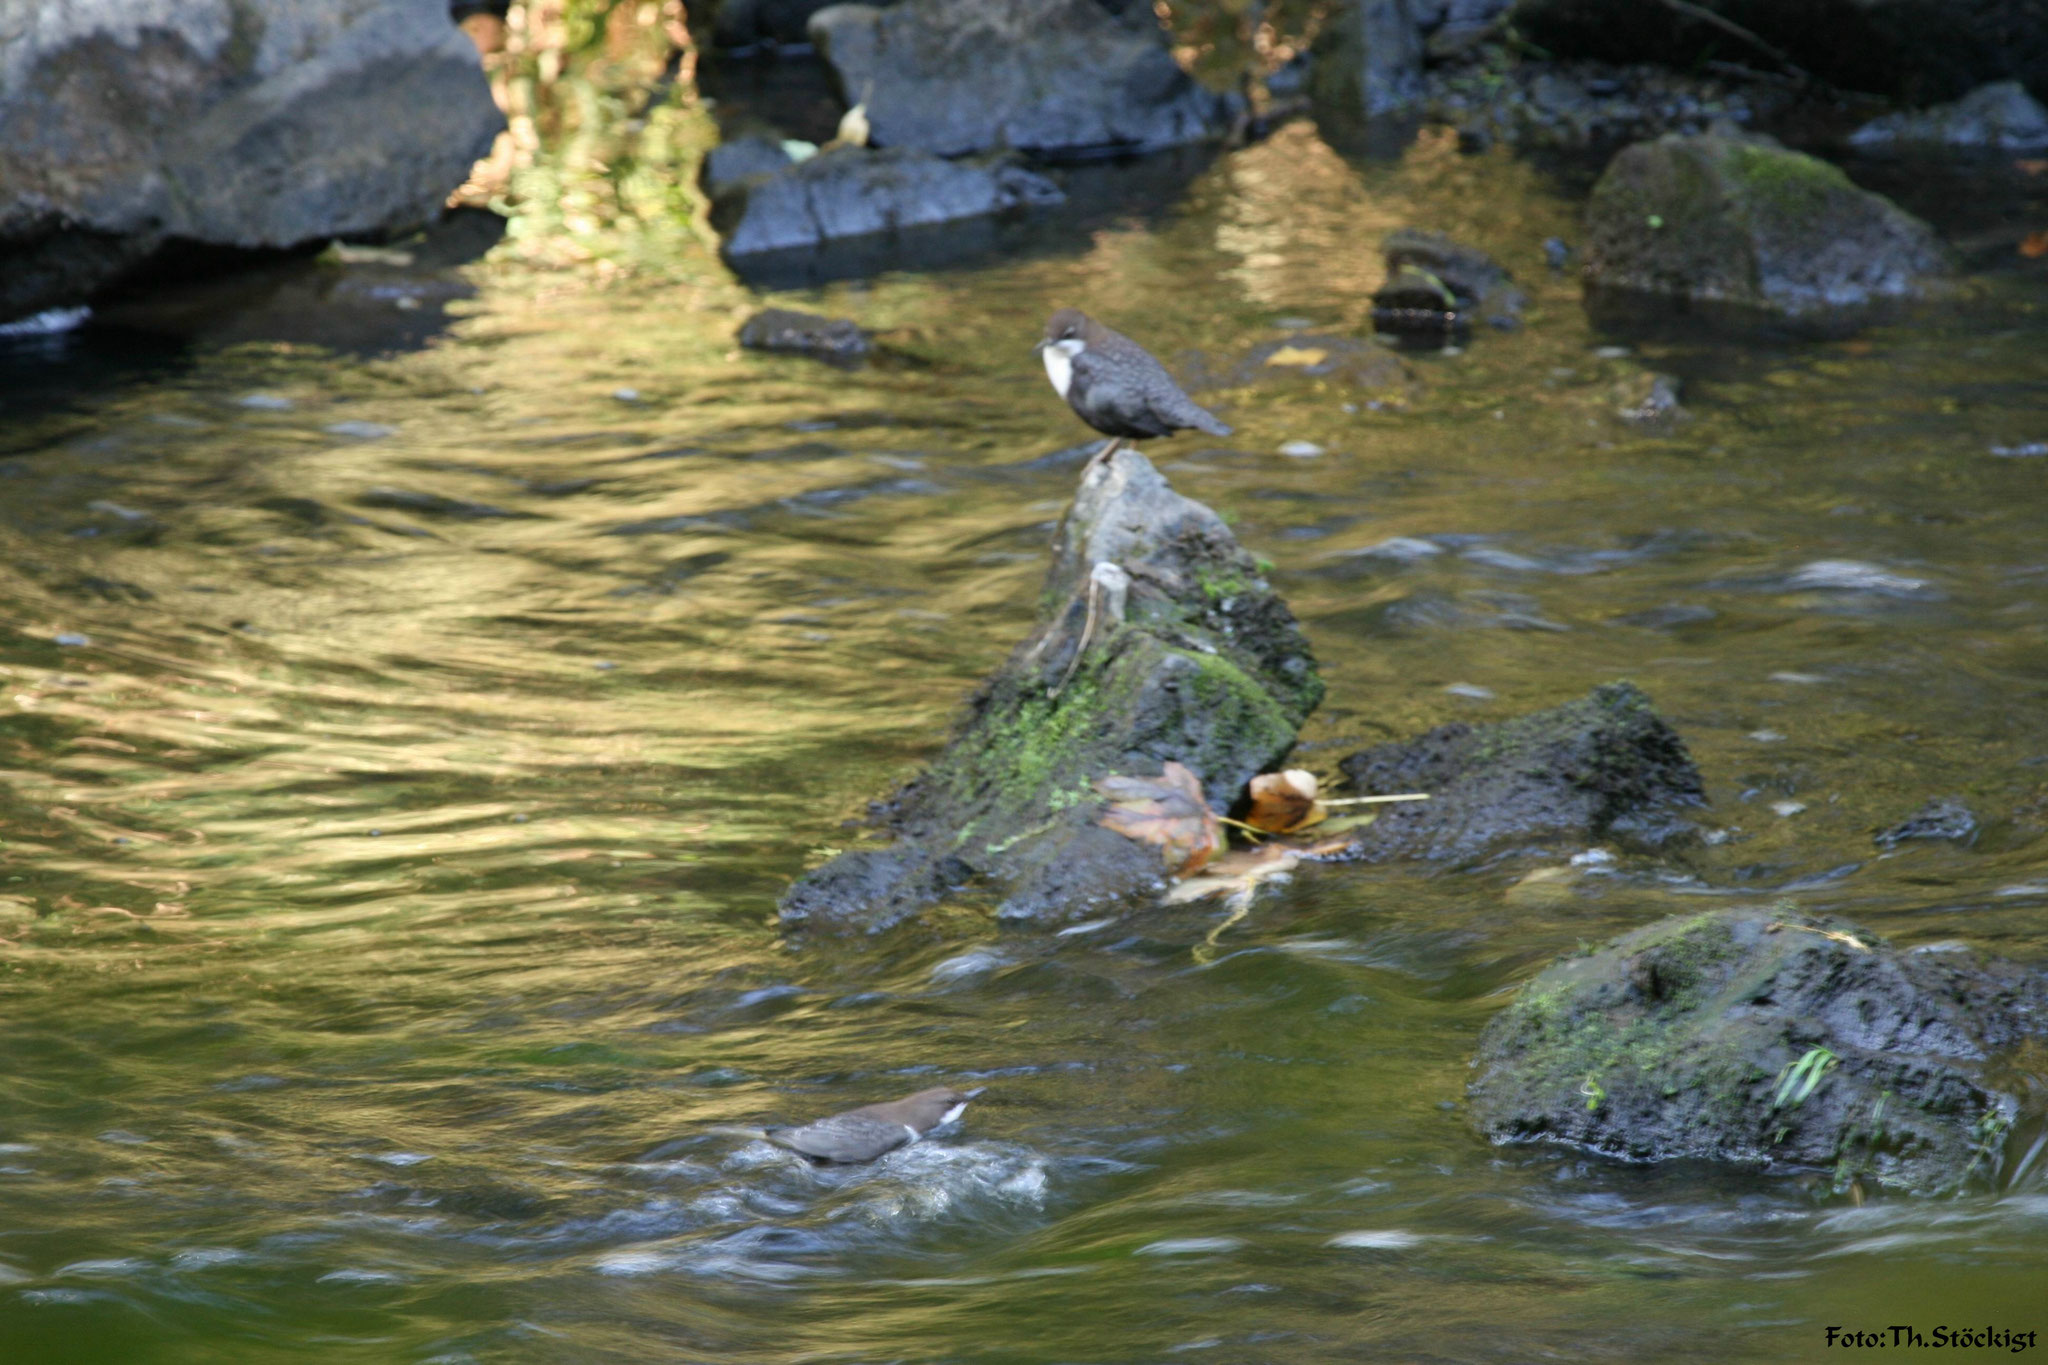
1244, 768, 1327, 833
1095, 760, 1221, 876
2022, 230, 2048, 259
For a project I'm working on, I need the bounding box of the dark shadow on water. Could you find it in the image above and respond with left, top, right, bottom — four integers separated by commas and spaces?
83, 208, 507, 358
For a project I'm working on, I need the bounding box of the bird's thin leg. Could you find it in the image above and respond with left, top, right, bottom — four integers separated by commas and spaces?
1084, 436, 1124, 472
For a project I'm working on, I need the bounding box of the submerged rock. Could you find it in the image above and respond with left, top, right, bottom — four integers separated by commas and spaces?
1582, 133, 1954, 320
1181, 334, 1413, 396
780, 449, 1322, 930
1850, 81, 2048, 153
738, 308, 871, 363
1335, 682, 1704, 861
1469, 908, 2048, 1194
710, 145, 1063, 259
808, 0, 1237, 160
1371, 228, 1526, 337
0, 0, 503, 325
1614, 371, 1684, 425
1874, 796, 1979, 849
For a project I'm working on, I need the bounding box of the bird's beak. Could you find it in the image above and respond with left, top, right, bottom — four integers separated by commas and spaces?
1031, 338, 1049, 353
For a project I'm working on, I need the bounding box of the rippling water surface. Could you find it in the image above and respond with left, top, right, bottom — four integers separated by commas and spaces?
3, 95, 2047, 1363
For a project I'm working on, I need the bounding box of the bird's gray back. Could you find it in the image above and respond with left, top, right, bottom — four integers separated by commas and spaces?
764, 1112, 912, 1163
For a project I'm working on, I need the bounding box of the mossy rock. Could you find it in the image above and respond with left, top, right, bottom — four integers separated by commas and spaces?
780, 449, 1322, 931
1582, 133, 1953, 320
1469, 908, 2048, 1195
1337, 681, 1704, 862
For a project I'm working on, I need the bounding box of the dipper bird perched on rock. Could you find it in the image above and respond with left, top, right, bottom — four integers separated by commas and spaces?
1037, 308, 1230, 468
763, 1086, 980, 1164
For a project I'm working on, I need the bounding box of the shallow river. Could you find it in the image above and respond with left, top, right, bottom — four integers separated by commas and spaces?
2, 104, 2047, 1363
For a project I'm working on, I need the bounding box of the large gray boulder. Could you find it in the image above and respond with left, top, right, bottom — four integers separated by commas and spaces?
1850, 80, 2048, 152
1582, 133, 1953, 320
807, 0, 1237, 160
780, 449, 1323, 931
0, 0, 503, 325
710, 145, 1064, 257
1469, 908, 2048, 1194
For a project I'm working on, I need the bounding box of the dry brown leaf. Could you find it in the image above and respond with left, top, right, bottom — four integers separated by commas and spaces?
1095, 760, 1221, 876
1264, 345, 1330, 368
2022, 230, 2048, 259
1165, 845, 1300, 907
1244, 768, 1327, 834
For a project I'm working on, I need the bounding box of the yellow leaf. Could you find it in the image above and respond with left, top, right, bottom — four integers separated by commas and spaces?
1264, 346, 1330, 368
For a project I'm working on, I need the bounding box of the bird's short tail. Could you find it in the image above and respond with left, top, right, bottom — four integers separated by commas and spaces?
1196, 412, 1232, 437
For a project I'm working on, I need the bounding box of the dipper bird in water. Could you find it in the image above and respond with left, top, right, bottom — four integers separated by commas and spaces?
1037, 308, 1230, 469
763, 1086, 980, 1164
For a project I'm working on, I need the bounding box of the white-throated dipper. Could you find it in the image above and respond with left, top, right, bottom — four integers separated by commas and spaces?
763, 1086, 980, 1164
1036, 308, 1230, 467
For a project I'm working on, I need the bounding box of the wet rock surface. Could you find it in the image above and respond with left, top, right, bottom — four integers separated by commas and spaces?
1851, 80, 2048, 153
711, 145, 1064, 261
1335, 682, 1705, 861
1583, 133, 1954, 320
1874, 796, 1979, 848
701, 135, 798, 194
780, 449, 1322, 931
808, 0, 1237, 160
1469, 908, 2048, 1194
1371, 228, 1525, 337
738, 308, 872, 364
0, 0, 503, 325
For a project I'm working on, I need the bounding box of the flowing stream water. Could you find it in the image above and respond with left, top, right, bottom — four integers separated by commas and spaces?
2, 74, 2047, 1364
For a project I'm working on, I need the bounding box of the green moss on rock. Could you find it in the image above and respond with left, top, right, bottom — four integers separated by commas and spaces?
1469, 908, 2048, 1194
1583, 133, 1953, 320
780, 450, 1322, 930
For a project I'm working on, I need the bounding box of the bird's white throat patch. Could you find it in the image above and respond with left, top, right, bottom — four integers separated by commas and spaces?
1041, 338, 1085, 398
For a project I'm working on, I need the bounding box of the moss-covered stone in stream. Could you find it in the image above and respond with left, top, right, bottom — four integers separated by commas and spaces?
1468, 908, 2048, 1195
1582, 132, 1953, 322
779, 449, 1321, 931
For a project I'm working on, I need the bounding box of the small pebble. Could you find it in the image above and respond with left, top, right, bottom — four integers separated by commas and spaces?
1769, 671, 1825, 685
593, 660, 616, 670
1570, 848, 1616, 868
1748, 729, 1785, 742
1278, 440, 1325, 458
612, 388, 641, 403
1990, 442, 2048, 457
393, 296, 421, 312
1273, 317, 1315, 329
1771, 801, 1807, 817
54, 632, 89, 647
1445, 682, 1495, 700
1593, 345, 1631, 359
236, 393, 294, 411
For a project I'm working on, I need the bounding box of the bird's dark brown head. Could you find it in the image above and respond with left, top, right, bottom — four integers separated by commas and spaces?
1040, 308, 1092, 349
890, 1086, 977, 1130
